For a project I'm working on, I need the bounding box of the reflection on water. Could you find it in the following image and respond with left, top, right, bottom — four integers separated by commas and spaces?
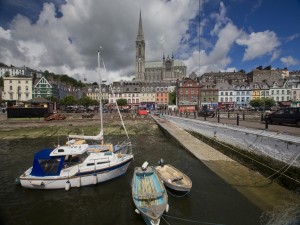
0, 128, 263, 225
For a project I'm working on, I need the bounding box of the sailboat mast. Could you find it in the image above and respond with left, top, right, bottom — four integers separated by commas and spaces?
97, 49, 104, 144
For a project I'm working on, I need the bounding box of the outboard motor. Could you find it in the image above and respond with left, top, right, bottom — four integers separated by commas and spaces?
158, 158, 164, 167
141, 161, 149, 171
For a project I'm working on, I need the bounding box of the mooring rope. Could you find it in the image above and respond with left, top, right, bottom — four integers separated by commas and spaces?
201, 132, 300, 185
166, 189, 191, 197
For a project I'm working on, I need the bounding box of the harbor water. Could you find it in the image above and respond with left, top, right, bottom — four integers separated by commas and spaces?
0, 126, 264, 225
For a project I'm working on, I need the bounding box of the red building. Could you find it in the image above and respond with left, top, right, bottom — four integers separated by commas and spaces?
176, 78, 200, 112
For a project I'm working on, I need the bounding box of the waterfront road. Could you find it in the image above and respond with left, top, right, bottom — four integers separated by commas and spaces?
178, 114, 300, 137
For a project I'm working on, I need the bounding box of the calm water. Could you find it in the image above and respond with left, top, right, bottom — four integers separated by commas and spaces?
0, 127, 263, 225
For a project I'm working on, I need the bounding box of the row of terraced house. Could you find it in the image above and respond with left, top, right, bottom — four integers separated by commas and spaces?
1, 65, 300, 112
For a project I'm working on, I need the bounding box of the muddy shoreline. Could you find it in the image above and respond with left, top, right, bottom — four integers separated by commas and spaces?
0, 113, 154, 139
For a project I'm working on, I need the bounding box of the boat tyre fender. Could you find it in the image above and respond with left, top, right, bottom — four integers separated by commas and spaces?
165, 204, 169, 213
135, 209, 140, 214
65, 180, 71, 191
93, 174, 97, 184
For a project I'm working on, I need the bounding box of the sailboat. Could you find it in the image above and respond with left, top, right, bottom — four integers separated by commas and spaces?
68, 52, 132, 155
19, 49, 134, 190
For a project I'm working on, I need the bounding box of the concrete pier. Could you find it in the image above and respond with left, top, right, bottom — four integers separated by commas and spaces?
152, 115, 298, 211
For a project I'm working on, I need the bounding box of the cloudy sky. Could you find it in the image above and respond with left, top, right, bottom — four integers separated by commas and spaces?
0, 0, 300, 84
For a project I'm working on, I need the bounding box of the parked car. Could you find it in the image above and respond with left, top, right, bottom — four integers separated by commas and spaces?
198, 109, 215, 117
137, 109, 148, 116
267, 107, 300, 127
65, 106, 75, 113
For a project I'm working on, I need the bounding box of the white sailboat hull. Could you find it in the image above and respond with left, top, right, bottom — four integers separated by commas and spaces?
20, 157, 133, 190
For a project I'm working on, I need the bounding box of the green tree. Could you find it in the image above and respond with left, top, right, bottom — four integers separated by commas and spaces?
250, 98, 275, 108
45, 96, 58, 103
263, 98, 275, 107
168, 91, 176, 105
4, 71, 10, 77
249, 99, 262, 107
116, 98, 127, 107
102, 99, 108, 105
78, 96, 94, 107
60, 95, 77, 106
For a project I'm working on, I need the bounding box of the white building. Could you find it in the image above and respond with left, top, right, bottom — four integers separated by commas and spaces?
2, 76, 33, 102
0, 66, 42, 78
269, 80, 291, 103
234, 84, 252, 108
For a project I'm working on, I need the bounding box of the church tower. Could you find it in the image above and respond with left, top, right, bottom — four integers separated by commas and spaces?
135, 11, 145, 81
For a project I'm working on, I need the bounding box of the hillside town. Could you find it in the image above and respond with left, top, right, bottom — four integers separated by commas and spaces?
0, 12, 300, 114
1, 62, 300, 113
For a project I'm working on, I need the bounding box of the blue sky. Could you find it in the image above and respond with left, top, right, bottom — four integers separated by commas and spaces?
0, 0, 299, 83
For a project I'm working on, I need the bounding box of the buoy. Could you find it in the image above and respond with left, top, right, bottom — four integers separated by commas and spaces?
65, 180, 71, 191
135, 209, 140, 214
165, 204, 169, 213
93, 174, 97, 184
15, 178, 20, 185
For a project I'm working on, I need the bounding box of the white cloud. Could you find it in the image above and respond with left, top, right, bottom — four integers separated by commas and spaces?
210, 2, 230, 36
184, 1, 241, 75
286, 33, 300, 42
0, 27, 11, 40
0, 0, 199, 83
280, 56, 299, 66
270, 50, 281, 62
236, 30, 281, 61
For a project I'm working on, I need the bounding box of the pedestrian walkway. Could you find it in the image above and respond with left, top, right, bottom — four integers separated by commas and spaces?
152, 115, 297, 211
182, 114, 300, 137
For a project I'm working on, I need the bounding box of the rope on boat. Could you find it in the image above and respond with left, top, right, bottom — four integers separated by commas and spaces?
166, 189, 191, 197
102, 59, 131, 143
162, 214, 228, 225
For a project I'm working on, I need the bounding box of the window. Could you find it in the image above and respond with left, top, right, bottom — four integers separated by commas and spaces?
38, 158, 62, 175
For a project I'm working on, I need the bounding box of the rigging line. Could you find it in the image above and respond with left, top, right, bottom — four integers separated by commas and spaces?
162, 214, 227, 225
202, 132, 300, 185
108, 82, 130, 141
102, 58, 131, 143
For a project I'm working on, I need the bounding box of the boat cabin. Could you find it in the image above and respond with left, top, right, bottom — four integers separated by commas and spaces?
30, 144, 89, 177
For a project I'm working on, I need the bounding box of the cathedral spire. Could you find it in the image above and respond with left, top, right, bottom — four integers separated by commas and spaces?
136, 10, 144, 41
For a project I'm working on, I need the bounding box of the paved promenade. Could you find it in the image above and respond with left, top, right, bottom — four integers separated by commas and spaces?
152, 115, 298, 211
182, 114, 300, 137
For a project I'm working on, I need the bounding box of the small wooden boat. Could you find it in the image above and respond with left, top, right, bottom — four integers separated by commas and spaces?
155, 164, 192, 192
132, 162, 169, 225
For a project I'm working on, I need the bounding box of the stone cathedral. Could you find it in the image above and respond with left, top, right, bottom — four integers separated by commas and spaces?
135, 12, 187, 82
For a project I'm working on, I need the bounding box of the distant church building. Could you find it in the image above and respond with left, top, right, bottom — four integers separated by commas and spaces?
135, 12, 187, 82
